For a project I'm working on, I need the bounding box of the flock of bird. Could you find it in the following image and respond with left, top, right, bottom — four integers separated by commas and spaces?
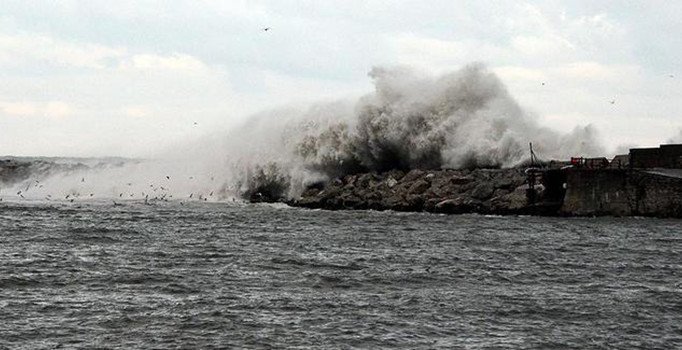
1, 174, 235, 206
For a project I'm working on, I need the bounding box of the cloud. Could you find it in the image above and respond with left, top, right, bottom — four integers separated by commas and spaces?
122, 106, 150, 118
123, 53, 209, 72
45, 101, 72, 119
0, 32, 211, 74
0, 101, 37, 117
0, 100, 72, 118
0, 1, 680, 157
0, 33, 125, 69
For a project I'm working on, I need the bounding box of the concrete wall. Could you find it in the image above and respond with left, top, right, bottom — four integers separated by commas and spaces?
561, 169, 682, 217
630, 148, 662, 168
630, 144, 682, 169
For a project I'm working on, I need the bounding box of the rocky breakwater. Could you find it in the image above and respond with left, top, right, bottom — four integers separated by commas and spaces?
291, 168, 536, 215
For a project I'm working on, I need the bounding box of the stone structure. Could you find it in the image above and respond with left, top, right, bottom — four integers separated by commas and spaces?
560, 169, 682, 217
630, 144, 682, 169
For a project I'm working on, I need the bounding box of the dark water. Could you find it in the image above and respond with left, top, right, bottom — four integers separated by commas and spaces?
1, 201, 681, 349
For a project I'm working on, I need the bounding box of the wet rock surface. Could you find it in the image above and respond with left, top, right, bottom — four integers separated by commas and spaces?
291, 168, 535, 215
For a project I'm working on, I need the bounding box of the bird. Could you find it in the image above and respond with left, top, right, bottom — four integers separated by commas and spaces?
189, 193, 194, 198
81, 177, 85, 182
166, 176, 170, 180
193, 122, 198, 126
119, 193, 123, 197
541, 82, 545, 86
669, 74, 675, 78
609, 100, 615, 105
263, 27, 271, 32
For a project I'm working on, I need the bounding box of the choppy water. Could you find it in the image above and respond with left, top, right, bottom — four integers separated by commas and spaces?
1, 201, 681, 349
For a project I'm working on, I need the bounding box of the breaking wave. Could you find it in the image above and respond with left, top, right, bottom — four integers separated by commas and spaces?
227, 63, 603, 198
1, 63, 604, 201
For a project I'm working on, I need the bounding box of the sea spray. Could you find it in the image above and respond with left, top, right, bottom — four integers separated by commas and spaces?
2, 63, 605, 202
229, 63, 604, 199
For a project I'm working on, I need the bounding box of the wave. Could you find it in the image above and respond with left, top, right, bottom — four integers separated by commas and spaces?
2, 63, 605, 202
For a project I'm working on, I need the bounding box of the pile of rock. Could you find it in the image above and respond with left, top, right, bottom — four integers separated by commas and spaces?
291, 168, 533, 215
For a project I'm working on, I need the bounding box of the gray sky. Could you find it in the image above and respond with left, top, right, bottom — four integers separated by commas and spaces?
1, 0, 680, 157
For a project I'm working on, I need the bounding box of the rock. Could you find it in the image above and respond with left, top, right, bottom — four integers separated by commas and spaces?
344, 175, 358, 186
341, 195, 361, 208
493, 177, 515, 189
301, 187, 322, 198
293, 168, 534, 215
382, 194, 407, 210
402, 169, 425, 182
405, 194, 425, 211
408, 180, 431, 195
471, 182, 494, 200
385, 169, 406, 181
433, 197, 481, 214
450, 175, 474, 184
490, 185, 529, 213
492, 188, 510, 198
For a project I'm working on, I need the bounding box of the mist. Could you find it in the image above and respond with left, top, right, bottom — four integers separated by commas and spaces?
667, 129, 682, 144
221, 63, 604, 198
1, 63, 605, 201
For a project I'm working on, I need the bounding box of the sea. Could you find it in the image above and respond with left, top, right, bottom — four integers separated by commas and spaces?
1, 200, 681, 349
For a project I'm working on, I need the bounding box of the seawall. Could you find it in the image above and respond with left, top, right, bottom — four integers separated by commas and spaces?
561, 169, 682, 217
289, 168, 682, 218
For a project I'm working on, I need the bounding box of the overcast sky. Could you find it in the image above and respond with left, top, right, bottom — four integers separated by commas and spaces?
1, 0, 680, 157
